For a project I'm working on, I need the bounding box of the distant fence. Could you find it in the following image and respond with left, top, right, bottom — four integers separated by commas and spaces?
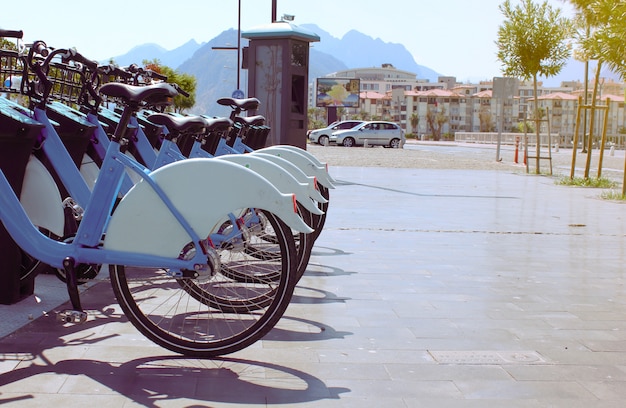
454, 132, 561, 147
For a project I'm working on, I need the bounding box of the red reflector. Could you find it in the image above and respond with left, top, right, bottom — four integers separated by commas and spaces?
292, 194, 298, 213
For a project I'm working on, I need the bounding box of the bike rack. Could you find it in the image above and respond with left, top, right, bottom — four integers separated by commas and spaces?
0, 105, 44, 304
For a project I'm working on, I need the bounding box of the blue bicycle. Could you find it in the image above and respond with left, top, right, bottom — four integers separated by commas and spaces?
0, 32, 310, 357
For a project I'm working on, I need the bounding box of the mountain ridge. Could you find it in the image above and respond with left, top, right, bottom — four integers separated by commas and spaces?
106, 24, 604, 115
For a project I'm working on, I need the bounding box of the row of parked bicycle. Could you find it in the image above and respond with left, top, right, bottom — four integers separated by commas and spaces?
0, 29, 333, 357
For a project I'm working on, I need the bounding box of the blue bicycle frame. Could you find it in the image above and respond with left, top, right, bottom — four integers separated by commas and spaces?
0, 109, 209, 273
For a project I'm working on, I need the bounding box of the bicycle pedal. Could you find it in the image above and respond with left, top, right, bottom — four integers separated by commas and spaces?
56, 310, 88, 324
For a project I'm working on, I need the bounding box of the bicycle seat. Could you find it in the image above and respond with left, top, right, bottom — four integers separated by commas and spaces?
99, 82, 178, 106
147, 113, 208, 134
203, 117, 233, 133
234, 115, 265, 127
217, 97, 260, 111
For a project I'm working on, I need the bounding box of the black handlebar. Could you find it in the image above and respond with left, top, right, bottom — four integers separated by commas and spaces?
98, 64, 133, 81
127, 63, 168, 81
0, 29, 23, 39
57, 48, 97, 70
124, 63, 189, 97
170, 83, 190, 98
30, 40, 49, 58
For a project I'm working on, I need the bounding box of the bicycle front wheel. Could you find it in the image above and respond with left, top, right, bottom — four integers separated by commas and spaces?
108, 211, 297, 358
310, 185, 330, 240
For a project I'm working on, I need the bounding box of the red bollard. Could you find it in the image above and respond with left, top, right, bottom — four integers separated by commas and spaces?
514, 136, 519, 163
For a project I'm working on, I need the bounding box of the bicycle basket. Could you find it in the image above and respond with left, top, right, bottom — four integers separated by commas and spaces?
44, 61, 86, 105
0, 50, 26, 94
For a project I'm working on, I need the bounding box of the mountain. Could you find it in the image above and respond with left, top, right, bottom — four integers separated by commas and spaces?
301, 24, 440, 81
109, 25, 431, 116
103, 39, 204, 69
308, 48, 349, 85
177, 29, 248, 118
105, 25, 625, 116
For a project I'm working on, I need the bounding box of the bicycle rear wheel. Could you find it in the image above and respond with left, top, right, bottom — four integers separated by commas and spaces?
242, 204, 314, 282
310, 185, 330, 240
184, 210, 297, 313
109, 211, 297, 357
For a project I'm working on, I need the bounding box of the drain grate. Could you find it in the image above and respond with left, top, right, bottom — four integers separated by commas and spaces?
429, 350, 548, 365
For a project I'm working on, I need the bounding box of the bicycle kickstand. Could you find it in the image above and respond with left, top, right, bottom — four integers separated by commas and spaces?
57, 257, 88, 324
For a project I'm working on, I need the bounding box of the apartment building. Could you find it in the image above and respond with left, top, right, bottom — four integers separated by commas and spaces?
317, 64, 626, 146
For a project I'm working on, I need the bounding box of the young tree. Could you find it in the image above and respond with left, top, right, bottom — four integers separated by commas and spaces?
570, 0, 626, 79
358, 110, 371, 121
496, 0, 572, 172
569, 0, 626, 179
409, 112, 419, 135
144, 59, 197, 114
479, 110, 495, 132
426, 106, 448, 141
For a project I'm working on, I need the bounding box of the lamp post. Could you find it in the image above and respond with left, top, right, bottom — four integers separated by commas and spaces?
212, 0, 242, 93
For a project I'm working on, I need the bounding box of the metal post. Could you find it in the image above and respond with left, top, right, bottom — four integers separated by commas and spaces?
271, 0, 277, 22
496, 97, 503, 161
597, 100, 610, 178
237, 0, 241, 90
546, 107, 552, 175
570, 96, 582, 179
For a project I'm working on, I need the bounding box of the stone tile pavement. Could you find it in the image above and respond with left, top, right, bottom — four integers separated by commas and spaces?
1, 166, 626, 407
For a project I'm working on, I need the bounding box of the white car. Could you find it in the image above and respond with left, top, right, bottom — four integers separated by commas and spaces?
330, 121, 405, 148
307, 120, 363, 145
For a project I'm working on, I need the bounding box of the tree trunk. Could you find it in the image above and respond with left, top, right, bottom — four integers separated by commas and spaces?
584, 60, 602, 179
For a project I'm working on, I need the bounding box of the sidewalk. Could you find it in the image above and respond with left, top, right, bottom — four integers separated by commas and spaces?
1, 166, 626, 407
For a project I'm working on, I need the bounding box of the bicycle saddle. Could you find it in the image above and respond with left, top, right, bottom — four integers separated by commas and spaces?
99, 82, 178, 106
234, 115, 265, 127
203, 117, 233, 133
217, 97, 260, 111
147, 113, 208, 134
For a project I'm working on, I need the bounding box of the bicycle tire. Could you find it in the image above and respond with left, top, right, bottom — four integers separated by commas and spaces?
108, 210, 297, 357
20, 228, 55, 282
310, 185, 330, 240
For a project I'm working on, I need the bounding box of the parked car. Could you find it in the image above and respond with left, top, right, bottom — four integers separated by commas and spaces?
308, 120, 363, 145
330, 121, 405, 148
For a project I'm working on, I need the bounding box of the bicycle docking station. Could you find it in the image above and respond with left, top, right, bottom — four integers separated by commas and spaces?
242, 21, 319, 149
0, 103, 44, 304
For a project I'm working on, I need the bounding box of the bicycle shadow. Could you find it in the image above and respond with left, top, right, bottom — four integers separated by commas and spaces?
263, 314, 353, 342
0, 278, 351, 406
0, 354, 350, 406
301, 262, 357, 279
309, 245, 352, 257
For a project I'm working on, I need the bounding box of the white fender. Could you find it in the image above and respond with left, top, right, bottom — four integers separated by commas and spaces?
215, 154, 323, 216
103, 158, 313, 258
251, 152, 327, 204
272, 145, 335, 182
20, 155, 64, 237
254, 146, 335, 189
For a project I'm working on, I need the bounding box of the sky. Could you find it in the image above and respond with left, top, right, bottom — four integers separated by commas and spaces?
4, 0, 575, 82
